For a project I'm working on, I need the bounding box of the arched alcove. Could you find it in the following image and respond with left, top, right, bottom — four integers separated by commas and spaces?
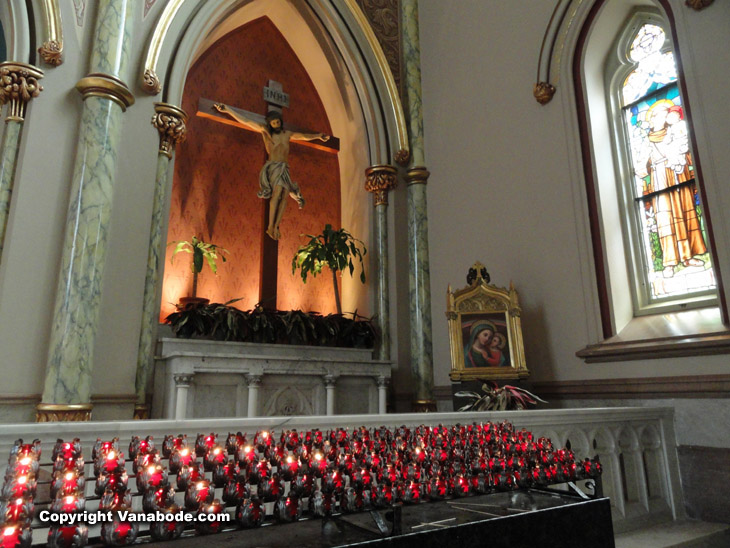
153, 0, 392, 321
161, 16, 342, 316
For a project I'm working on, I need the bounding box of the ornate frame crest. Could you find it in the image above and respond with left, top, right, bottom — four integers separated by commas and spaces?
447, 262, 529, 381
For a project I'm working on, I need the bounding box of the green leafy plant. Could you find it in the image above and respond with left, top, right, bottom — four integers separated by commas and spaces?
165, 303, 375, 349
292, 224, 366, 315
169, 236, 229, 299
455, 381, 547, 411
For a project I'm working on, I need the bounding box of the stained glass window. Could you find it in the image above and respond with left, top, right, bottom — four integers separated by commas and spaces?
620, 23, 715, 302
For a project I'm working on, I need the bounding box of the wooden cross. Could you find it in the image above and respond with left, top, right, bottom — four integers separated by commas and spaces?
197, 81, 339, 309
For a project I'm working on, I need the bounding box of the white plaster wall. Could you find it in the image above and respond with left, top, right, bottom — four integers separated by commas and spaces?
420, 0, 730, 388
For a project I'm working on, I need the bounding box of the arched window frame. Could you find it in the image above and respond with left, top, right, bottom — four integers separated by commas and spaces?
605, 9, 716, 316
571, 0, 730, 360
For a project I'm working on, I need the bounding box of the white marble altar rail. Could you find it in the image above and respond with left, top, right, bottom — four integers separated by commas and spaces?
0, 407, 681, 534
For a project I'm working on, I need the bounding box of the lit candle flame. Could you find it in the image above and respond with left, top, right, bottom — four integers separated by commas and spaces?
3, 527, 17, 536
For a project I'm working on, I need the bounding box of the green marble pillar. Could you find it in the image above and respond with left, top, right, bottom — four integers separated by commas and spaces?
135, 103, 188, 418
0, 63, 43, 259
39, 0, 135, 421
365, 165, 398, 362
402, 0, 435, 412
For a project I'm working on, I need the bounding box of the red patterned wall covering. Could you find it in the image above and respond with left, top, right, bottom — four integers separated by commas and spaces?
161, 17, 341, 320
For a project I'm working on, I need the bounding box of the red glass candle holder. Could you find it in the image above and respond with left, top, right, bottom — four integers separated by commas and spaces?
136, 464, 168, 494
50, 495, 85, 515
128, 436, 155, 460
176, 462, 204, 491
149, 506, 185, 542
98, 489, 132, 512
162, 435, 187, 459
100, 517, 138, 547
47, 524, 88, 548
194, 500, 225, 535
195, 433, 217, 458
226, 432, 246, 455
142, 486, 175, 513
235, 497, 264, 528
203, 446, 226, 472
185, 480, 214, 510
308, 491, 334, 517
92, 439, 119, 462
1, 525, 31, 548
168, 447, 194, 474
274, 495, 302, 522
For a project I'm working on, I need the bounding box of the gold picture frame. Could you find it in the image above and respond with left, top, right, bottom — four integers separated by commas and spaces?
447, 262, 529, 381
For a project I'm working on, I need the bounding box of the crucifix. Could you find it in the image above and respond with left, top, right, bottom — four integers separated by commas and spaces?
197, 81, 340, 308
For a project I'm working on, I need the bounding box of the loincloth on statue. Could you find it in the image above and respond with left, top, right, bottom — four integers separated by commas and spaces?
257, 161, 305, 208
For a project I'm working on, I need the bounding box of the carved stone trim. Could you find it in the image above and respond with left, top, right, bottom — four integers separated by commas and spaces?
76, 73, 135, 111
533, 81, 556, 105
376, 375, 389, 388
143, 68, 162, 95
365, 164, 397, 206
323, 374, 337, 388
246, 374, 263, 388
0, 63, 44, 121
151, 102, 188, 157
685, 0, 713, 10
411, 399, 437, 412
173, 374, 194, 387
39, 40, 63, 67
405, 166, 430, 186
36, 403, 92, 422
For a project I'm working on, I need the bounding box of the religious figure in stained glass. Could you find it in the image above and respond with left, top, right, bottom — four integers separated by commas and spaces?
620, 23, 714, 300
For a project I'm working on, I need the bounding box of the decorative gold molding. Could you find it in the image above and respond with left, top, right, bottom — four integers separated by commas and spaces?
345, 0, 410, 160
76, 73, 135, 111
141, 0, 186, 94
411, 399, 437, 412
394, 148, 410, 165
365, 164, 397, 206
36, 403, 93, 422
405, 166, 429, 186
152, 102, 188, 157
143, 68, 162, 95
39, 40, 63, 67
355, 0, 402, 95
134, 404, 150, 420
38, 0, 64, 66
685, 0, 713, 10
0, 63, 44, 121
534, 81, 556, 105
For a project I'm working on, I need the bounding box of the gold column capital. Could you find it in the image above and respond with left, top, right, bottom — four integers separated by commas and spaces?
0, 62, 44, 122
365, 164, 398, 206
76, 73, 135, 111
405, 166, 430, 186
36, 403, 93, 422
151, 102, 188, 157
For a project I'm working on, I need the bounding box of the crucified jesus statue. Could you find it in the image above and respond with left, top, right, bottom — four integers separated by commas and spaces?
213, 104, 330, 240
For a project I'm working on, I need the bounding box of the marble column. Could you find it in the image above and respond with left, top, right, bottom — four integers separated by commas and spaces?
174, 374, 193, 420
324, 375, 337, 416
402, 0, 435, 412
0, 63, 43, 260
376, 375, 389, 414
246, 374, 262, 417
134, 103, 188, 419
364, 165, 398, 362
37, 0, 135, 422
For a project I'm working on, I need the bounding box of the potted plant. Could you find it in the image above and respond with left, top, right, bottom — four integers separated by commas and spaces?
291, 224, 366, 315
169, 236, 228, 306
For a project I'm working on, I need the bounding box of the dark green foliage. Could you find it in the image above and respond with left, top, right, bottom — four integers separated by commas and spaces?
292, 224, 366, 283
165, 302, 376, 349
